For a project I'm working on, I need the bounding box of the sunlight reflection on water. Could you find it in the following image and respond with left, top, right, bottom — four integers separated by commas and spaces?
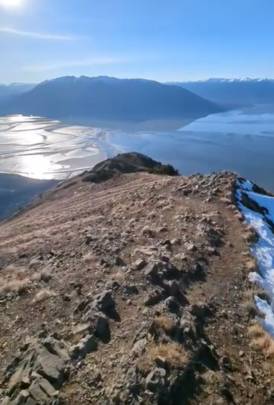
0, 115, 107, 180
1, 111, 274, 192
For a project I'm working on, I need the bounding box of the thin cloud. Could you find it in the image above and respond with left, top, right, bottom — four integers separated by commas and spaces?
24, 57, 124, 72
0, 27, 80, 41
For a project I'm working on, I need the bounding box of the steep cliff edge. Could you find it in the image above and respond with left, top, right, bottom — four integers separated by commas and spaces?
0, 154, 273, 404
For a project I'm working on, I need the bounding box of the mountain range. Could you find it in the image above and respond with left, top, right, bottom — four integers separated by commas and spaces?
173, 78, 274, 107
0, 76, 221, 121
2, 76, 274, 122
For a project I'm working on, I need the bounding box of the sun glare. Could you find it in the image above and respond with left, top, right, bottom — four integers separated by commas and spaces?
0, 0, 24, 8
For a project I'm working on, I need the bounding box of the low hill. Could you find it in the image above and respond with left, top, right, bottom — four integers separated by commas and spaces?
0, 76, 222, 121
0, 174, 57, 220
0, 153, 273, 404
174, 78, 274, 107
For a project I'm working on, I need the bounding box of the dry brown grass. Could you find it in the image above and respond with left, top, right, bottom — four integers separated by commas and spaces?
245, 258, 257, 272
0, 278, 30, 296
137, 342, 188, 373
152, 315, 176, 336
150, 342, 188, 367
248, 323, 265, 339
249, 323, 274, 361
32, 288, 56, 304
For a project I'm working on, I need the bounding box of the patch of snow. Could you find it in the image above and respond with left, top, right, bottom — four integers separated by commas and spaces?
236, 178, 274, 337
247, 191, 274, 224
238, 179, 254, 192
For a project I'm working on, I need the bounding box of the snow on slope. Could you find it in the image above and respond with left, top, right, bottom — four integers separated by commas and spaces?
236, 178, 274, 337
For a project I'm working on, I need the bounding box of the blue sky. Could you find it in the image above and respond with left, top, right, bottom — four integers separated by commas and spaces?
0, 0, 274, 83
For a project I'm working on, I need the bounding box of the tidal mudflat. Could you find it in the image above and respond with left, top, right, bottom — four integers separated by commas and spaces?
1, 110, 274, 192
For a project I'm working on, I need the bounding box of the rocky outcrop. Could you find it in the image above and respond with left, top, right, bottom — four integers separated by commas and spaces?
2, 337, 69, 405
81, 152, 178, 183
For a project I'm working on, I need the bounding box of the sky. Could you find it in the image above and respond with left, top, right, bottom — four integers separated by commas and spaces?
1, 0, 274, 84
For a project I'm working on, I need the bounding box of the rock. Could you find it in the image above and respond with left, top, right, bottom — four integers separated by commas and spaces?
33, 289, 56, 304
94, 291, 116, 317
145, 367, 167, 392
4, 336, 69, 404
180, 312, 197, 340
42, 338, 70, 363
132, 259, 147, 271
36, 347, 65, 385
131, 338, 147, 358
8, 361, 30, 395
38, 378, 58, 398
145, 260, 180, 286
29, 258, 42, 270
142, 226, 155, 238
72, 323, 91, 338
157, 226, 168, 233
133, 246, 157, 257
164, 296, 180, 313
114, 256, 126, 266
185, 242, 197, 252
94, 316, 111, 343
29, 380, 50, 402
85, 234, 93, 245
189, 302, 212, 320
123, 285, 139, 296
25, 398, 38, 405
162, 280, 181, 298
170, 238, 181, 246
39, 269, 52, 283
70, 334, 98, 360
19, 389, 30, 399
161, 240, 172, 250
74, 298, 89, 314
144, 289, 165, 306
144, 262, 161, 283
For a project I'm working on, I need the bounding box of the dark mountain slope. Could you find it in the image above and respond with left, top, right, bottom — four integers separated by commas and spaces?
1, 76, 222, 121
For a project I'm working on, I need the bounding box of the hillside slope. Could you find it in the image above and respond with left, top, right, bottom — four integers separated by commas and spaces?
0, 154, 273, 404
1, 76, 221, 121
